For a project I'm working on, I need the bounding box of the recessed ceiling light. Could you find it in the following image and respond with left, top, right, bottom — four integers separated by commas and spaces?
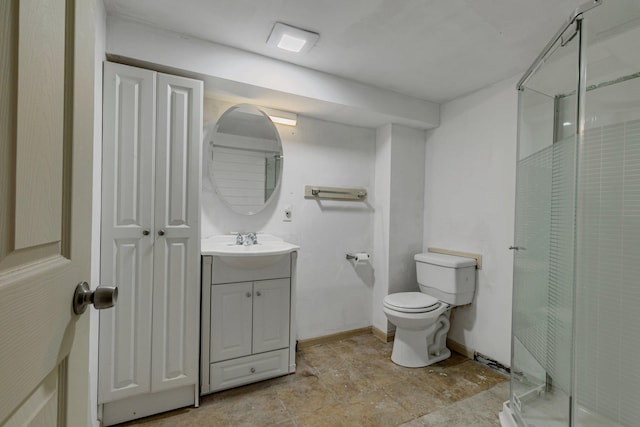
267, 22, 319, 54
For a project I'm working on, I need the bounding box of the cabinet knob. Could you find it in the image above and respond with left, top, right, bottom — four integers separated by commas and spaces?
250, 367, 256, 373
158, 229, 166, 236
246, 292, 251, 298
256, 291, 262, 296
142, 228, 150, 236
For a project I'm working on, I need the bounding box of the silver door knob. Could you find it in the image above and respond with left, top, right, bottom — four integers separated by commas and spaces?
158, 229, 165, 236
72, 282, 118, 315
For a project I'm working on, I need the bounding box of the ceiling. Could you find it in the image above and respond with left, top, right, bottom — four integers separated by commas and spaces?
103, 0, 588, 104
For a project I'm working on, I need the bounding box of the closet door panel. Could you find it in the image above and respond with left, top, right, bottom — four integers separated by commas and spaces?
99, 62, 156, 403
151, 73, 202, 391
151, 237, 191, 389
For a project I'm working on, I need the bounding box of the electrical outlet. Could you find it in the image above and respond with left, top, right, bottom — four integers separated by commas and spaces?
283, 205, 292, 222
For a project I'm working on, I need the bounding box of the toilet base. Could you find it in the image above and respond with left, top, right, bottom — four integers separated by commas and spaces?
390, 328, 452, 368
388, 310, 452, 368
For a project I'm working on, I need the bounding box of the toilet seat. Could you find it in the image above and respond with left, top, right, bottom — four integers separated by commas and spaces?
383, 292, 440, 313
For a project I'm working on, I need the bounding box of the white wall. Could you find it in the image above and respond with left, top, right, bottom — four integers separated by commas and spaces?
372, 124, 426, 335
202, 99, 376, 340
372, 126, 392, 333
90, 0, 107, 425
423, 77, 518, 366
388, 125, 426, 297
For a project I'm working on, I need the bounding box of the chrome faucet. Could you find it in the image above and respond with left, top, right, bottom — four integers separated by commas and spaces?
235, 232, 258, 246
245, 232, 258, 246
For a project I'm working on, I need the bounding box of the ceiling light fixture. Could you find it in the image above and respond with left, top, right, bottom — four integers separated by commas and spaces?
266, 22, 319, 54
261, 107, 298, 127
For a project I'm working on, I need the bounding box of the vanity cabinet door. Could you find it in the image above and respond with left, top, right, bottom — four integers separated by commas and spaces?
210, 282, 254, 362
252, 279, 291, 354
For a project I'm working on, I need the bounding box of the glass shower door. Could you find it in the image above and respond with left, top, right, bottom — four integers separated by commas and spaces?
510, 20, 581, 427
573, 2, 640, 425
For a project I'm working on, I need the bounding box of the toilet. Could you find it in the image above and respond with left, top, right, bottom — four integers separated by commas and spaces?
383, 253, 477, 368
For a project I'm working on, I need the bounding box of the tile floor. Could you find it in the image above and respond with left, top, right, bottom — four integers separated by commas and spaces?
118, 333, 509, 427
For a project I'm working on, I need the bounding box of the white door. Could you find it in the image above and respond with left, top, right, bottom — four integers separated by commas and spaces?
98, 62, 156, 403
99, 66, 202, 402
0, 0, 95, 425
150, 73, 202, 392
253, 279, 291, 354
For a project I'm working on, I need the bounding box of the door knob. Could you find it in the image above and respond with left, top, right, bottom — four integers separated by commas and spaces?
142, 228, 150, 236
158, 229, 165, 236
72, 282, 118, 315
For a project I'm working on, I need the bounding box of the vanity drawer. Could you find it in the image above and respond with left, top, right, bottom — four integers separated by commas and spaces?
210, 254, 291, 284
210, 349, 289, 392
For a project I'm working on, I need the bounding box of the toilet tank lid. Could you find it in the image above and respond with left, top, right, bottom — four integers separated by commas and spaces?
414, 253, 476, 268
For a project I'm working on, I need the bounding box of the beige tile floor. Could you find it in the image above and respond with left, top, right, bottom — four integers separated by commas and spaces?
118, 333, 509, 427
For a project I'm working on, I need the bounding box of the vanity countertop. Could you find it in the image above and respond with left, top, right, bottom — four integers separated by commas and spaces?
201, 234, 299, 257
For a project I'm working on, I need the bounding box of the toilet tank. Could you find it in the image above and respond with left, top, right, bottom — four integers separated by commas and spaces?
414, 253, 476, 306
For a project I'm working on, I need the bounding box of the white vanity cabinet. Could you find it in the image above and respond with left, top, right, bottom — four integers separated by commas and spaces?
210, 279, 290, 362
99, 62, 202, 426
201, 252, 297, 394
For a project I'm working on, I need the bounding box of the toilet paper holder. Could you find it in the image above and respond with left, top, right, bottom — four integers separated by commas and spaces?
346, 252, 370, 262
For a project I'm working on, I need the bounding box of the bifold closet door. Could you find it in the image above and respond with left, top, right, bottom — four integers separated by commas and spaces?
99, 62, 156, 403
151, 73, 202, 392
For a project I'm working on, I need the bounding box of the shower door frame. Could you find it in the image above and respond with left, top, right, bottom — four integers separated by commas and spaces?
516, 0, 601, 92
508, 1, 600, 426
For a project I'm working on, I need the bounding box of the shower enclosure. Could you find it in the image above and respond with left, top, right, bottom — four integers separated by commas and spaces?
501, 0, 640, 426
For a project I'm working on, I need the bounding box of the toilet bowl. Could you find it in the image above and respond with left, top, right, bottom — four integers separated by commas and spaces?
383, 292, 452, 367
383, 253, 476, 368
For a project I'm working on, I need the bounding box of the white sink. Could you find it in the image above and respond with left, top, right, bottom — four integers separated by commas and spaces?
201, 234, 299, 269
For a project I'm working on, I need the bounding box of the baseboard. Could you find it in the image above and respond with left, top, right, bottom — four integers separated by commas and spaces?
447, 339, 511, 376
296, 328, 476, 354
297, 326, 372, 349
372, 326, 395, 343
474, 351, 510, 376
446, 338, 474, 359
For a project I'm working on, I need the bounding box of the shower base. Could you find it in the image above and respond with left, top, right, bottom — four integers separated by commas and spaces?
499, 399, 622, 427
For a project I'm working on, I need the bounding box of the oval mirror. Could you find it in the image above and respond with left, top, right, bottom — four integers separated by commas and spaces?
208, 104, 283, 215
